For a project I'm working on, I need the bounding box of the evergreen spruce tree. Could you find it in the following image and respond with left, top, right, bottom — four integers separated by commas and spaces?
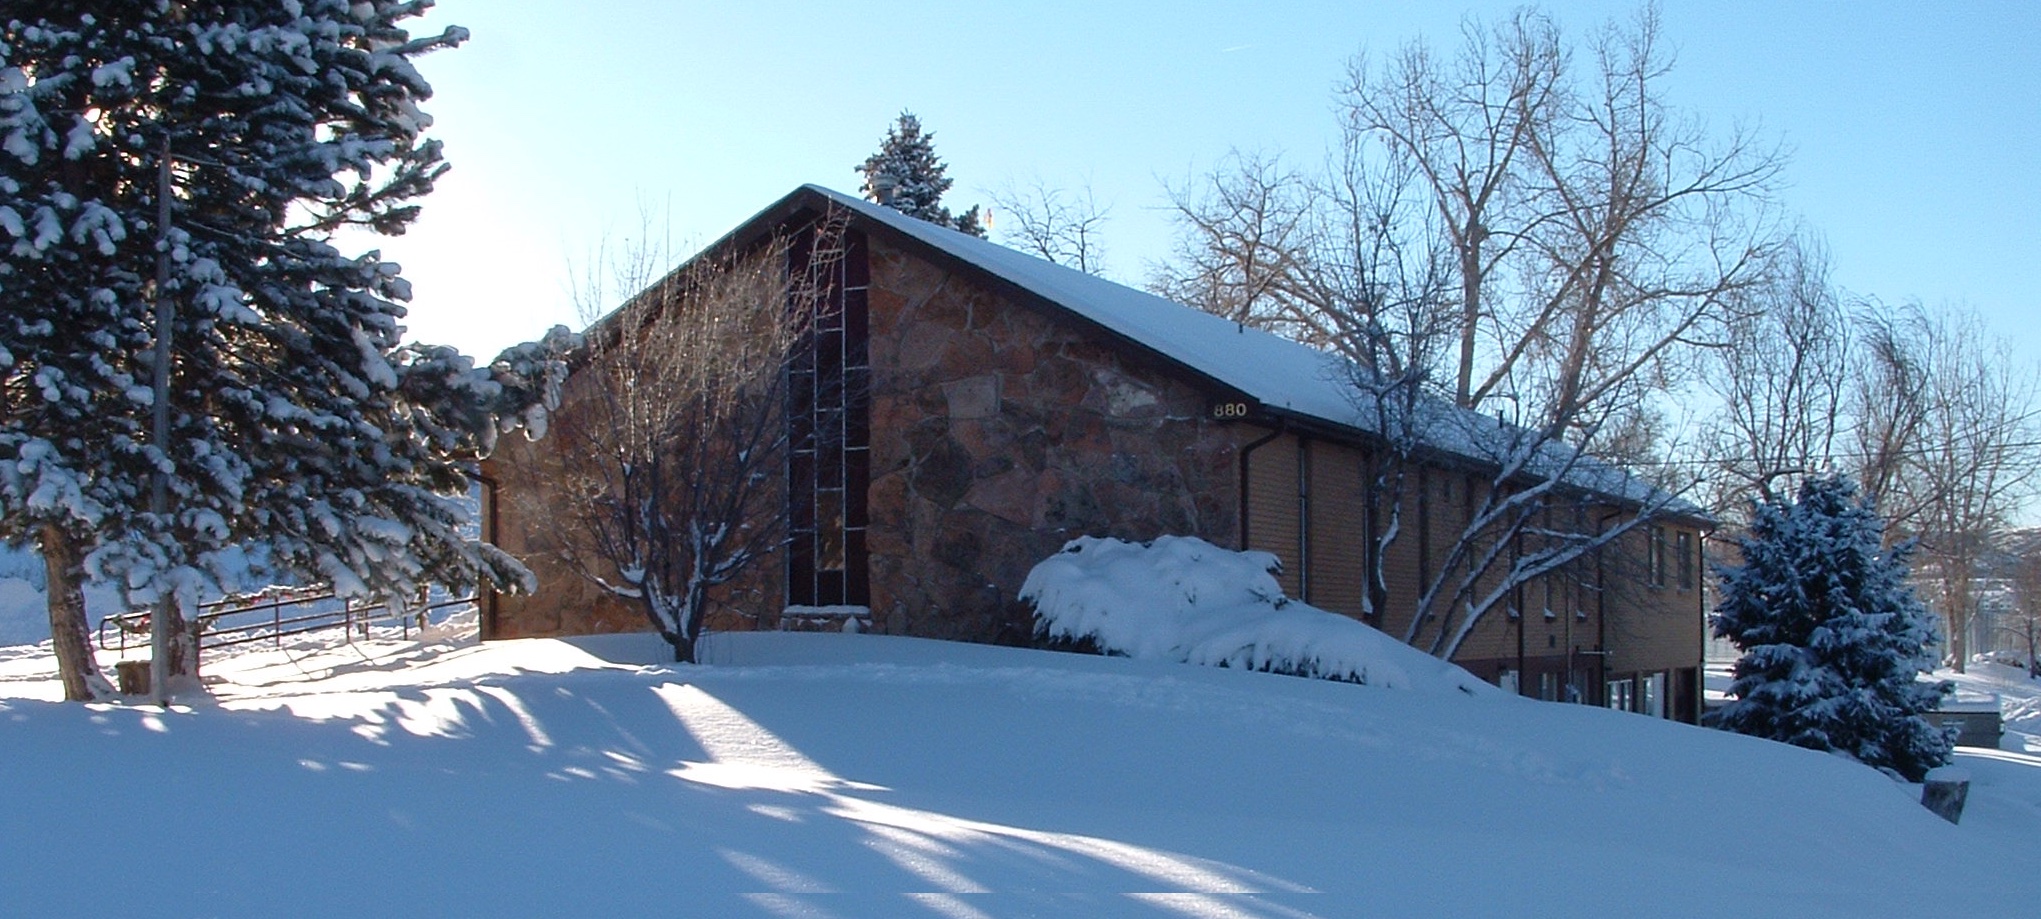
1711, 475, 1954, 780
0, 1, 566, 699
856, 112, 985, 237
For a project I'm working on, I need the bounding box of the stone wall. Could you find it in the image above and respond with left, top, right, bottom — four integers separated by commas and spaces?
480, 384, 649, 639
863, 236, 1250, 644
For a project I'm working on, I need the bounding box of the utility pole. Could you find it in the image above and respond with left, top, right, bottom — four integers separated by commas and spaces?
149, 133, 174, 707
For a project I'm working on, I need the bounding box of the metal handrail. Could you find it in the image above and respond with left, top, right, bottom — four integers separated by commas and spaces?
98, 587, 477, 655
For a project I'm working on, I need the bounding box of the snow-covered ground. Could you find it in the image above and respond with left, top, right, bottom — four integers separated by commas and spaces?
3, 621, 2038, 918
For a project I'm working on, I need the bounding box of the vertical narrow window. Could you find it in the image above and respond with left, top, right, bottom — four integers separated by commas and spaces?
1296, 439, 1311, 603
788, 226, 870, 610
1361, 452, 1378, 620
1676, 530, 1695, 591
1416, 468, 1431, 594
1648, 525, 1667, 588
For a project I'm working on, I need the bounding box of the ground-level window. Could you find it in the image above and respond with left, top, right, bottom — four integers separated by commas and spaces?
1539, 672, 1559, 702
1674, 667, 1699, 723
1606, 677, 1635, 712
1640, 671, 1665, 718
1497, 668, 1519, 695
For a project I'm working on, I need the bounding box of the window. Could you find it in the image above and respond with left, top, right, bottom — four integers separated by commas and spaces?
1606, 678, 1635, 712
1497, 668, 1519, 695
1676, 530, 1695, 591
1416, 469, 1431, 588
1641, 672, 1666, 718
1538, 672, 1559, 702
1648, 525, 1667, 588
1296, 439, 1311, 602
787, 227, 870, 610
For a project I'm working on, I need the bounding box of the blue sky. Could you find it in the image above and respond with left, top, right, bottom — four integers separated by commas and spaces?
381, 1, 2041, 365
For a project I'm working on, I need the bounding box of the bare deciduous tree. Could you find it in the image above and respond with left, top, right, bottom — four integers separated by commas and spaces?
544, 213, 842, 663
1336, 8, 1563, 409
2002, 543, 2041, 679
1897, 309, 2041, 671
1700, 234, 1853, 512
1702, 271, 2041, 674
1157, 6, 1776, 660
1500, 7, 1780, 444
1848, 299, 1938, 519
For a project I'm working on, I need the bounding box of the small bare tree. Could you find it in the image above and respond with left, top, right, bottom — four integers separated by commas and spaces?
548, 214, 841, 663
1153, 150, 1324, 344
989, 177, 1111, 274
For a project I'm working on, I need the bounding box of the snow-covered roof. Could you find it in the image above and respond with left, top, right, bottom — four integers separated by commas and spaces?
757, 185, 1695, 516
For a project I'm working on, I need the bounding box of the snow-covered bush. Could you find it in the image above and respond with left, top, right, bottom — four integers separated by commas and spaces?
1711, 475, 1954, 781
1021, 535, 1490, 695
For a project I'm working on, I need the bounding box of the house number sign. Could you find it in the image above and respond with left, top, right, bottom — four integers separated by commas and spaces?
1208, 400, 1256, 421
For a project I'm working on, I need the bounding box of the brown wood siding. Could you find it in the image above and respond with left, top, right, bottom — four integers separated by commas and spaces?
1370, 471, 1426, 641
1415, 470, 1456, 647
1451, 475, 1520, 664
1307, 442, 1368, 618
1606, 520, 1705, 678
1246, 433, 1302, 597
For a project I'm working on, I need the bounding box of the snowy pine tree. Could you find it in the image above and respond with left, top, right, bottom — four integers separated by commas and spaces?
1711, 475, 1954, 781
856, 112, 985, 237
0, 1, 566, 698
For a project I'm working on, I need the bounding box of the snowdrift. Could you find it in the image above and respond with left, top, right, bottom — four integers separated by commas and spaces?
4, 623, 2039, 915
1022, 535, 1491, 695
